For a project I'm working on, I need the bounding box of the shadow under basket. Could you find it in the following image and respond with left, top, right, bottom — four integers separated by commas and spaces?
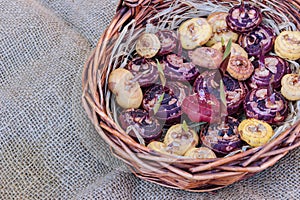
82, 0, 300, 192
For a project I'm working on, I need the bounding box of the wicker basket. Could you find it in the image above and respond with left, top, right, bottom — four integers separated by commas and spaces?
82, 0, 300, 192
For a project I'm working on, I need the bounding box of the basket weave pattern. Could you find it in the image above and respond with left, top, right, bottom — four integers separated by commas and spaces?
82, 0, 300, 192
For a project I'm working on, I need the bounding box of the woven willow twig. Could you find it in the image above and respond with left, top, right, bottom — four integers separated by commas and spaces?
82, 0, 300, 192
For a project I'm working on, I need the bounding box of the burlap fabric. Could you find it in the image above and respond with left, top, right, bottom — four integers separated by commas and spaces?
0, 0, 299, 199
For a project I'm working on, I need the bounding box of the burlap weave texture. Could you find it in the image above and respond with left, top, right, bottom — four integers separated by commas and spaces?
0, 0, 299, 199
